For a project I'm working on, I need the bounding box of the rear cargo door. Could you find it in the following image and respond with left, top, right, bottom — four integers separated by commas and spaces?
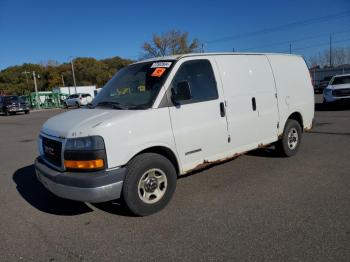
214, 55, 261, 151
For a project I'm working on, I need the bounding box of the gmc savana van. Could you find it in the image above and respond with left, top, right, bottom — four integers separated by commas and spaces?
35, 53, 314, 216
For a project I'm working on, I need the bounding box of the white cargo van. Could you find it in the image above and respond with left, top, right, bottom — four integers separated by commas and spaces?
35, 53, 314, 216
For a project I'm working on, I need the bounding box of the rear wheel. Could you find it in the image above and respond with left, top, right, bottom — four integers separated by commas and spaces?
64, 102, 68, 109
76, 102, 80, 108
276, 119, 302, 157
122, 153, 177, 216
25, 110, 30, 114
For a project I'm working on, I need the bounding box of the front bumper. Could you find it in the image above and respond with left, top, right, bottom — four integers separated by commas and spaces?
35, 157, 126, 203
8, 107, 29, 112
323, 93, 350, 103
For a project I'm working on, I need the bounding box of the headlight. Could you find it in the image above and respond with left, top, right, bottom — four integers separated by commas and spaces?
65, 136, 105, 150
64, 136, 106, 171
324, 88, 332, 95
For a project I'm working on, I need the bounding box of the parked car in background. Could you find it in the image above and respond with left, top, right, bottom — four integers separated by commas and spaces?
63, 93, 92, 108
0, 95, 30, 116
315, 76, 332, 94
323, 74, 350, 103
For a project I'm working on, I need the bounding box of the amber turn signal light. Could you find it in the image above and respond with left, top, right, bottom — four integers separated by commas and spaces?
64, 159, 104, 169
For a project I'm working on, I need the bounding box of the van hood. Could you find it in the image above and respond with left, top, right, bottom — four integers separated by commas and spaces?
328, 83, 350, 90
41, 108, 139, 138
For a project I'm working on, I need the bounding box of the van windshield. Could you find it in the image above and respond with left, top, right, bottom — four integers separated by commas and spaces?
3, 96, 22, 103
92, 61, 175, 109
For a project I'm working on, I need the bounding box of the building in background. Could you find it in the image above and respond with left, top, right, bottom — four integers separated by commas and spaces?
53, 86, 97, 98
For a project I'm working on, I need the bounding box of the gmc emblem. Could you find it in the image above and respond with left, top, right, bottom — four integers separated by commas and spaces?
44, 145, 55, 156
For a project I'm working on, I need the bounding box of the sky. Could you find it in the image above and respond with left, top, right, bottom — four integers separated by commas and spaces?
0, 0, 350, 69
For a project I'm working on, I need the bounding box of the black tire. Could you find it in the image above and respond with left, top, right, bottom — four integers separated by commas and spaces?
122, 153, 177, 216
76, 102, 80, 108
25, 110, 30, 114
4, 110, 9, 116
276, 119, 302, 157
64, 103, 68, 109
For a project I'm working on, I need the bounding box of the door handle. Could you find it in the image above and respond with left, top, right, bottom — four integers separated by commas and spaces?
252, 97, 256, 111
220, 102, 226, 117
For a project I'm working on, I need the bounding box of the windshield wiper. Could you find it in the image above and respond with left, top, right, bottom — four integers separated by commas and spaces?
94, 101, 129, 110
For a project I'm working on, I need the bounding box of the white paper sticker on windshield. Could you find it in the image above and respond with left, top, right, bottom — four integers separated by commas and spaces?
151, 62, 172, 68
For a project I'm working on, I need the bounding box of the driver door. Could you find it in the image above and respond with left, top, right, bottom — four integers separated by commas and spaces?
167, 58, 229, 173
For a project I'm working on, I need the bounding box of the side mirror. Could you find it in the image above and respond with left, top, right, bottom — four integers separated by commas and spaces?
171, 81, 192, 104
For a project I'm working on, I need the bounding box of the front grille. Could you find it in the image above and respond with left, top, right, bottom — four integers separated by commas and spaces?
42, 137, 62, 167
332, 89, 350, 97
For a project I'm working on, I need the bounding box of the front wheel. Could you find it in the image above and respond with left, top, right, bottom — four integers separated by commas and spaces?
276, 119, 302, 157
122, 153, 177, 216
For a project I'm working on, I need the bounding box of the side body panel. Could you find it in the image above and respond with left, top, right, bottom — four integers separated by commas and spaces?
214, 54, 279, 154
89, 108, 178, 170
266, 55, 314, 133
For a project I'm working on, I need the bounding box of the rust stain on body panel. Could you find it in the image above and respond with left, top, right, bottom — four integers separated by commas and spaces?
183, 152, 244, 175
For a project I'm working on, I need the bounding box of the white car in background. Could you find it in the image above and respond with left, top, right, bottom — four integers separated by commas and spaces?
323, 74, 350, 103
64, 93, 92, 108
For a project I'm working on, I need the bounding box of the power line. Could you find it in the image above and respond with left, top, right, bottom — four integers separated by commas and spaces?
240, 28, 350, 52
206, 10, 350, 44
279, 37, 350, 53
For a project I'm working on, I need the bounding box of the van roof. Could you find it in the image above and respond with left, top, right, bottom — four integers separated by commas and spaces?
135, 52, 302, 64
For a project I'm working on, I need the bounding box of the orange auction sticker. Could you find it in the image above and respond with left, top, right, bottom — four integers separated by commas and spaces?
151, 67, 166, 77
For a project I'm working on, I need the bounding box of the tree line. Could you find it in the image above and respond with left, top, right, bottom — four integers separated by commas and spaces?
308, 46, 350, 68
0, 57, 133, 95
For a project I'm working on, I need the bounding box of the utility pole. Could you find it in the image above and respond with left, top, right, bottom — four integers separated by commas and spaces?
22, 71, 30, 91
329, 34, 332, 67
61, 74, 65, 87
289, 42, 292, 54
33, 71, 40, 109
70, 56, 77, 93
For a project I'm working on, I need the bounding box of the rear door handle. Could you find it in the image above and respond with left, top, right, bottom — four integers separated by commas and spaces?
220, 102, 226, 117
252, 97, 256, 111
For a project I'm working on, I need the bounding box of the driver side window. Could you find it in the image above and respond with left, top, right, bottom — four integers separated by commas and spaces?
171, 59, 218, 104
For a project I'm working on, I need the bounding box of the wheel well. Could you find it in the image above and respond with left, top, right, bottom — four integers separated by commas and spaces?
288, 112, 303, 130
135, 146, 180, 175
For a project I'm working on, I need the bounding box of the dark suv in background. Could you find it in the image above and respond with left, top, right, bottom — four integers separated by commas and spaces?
0, 96, 30, 116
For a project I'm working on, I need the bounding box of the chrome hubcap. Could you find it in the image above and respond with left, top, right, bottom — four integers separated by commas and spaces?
287, 127, 298, 150
138, 168, 167, 204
